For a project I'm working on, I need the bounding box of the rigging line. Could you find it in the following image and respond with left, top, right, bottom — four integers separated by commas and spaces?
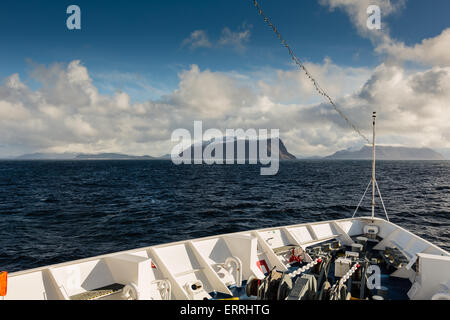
251, 0, 370, 143
352, 180, 372, 218
375, 180, 390, 221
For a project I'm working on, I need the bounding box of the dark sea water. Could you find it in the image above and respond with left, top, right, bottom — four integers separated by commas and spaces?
0, 160, 449, 272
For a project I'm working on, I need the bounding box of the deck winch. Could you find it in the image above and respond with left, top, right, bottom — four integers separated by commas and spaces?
238, 232, 421, 301
245, 268, 293, 300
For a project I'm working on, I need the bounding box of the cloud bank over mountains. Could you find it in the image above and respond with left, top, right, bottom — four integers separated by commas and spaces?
1, 1, 449, 158
1, 59, 449, 158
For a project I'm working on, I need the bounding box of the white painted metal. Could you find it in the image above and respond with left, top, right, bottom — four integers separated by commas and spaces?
352, 112, 390, 222
2, 217, 449, 300
372, 111, 377, 219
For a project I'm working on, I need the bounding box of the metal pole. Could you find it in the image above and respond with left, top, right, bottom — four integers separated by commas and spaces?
371, 112, 376, 219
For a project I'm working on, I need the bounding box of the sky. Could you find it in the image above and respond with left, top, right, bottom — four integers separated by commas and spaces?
0, 0, 450, 158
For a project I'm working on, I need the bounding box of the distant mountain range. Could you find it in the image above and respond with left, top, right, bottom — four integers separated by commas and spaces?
15, 152, 79, 160
324, 145, 445, 160
75, 153, 154, 160
8, 145, 446, 161
14, 152, 155, 160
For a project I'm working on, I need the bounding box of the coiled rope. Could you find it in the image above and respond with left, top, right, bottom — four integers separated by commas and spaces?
251, 0, 370, 143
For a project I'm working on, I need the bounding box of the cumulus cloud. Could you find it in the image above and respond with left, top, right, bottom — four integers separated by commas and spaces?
0, 61, 174, 156
166, 65, 254, 118
256, 57, 372, 105
344, 64, 450, 148
1, 58, 449, 158
376, 29, 450, 67
319, 0, 450, 67
319, 0, 405, 38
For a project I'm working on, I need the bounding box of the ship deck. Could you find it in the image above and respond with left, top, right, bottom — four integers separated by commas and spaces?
4, 217, 450, 300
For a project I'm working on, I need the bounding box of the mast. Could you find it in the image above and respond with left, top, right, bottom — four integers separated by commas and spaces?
353, 112, 389, 221
371, 111, 376, 219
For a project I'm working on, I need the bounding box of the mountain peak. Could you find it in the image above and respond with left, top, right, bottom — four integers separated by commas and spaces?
179, 137, 296, 161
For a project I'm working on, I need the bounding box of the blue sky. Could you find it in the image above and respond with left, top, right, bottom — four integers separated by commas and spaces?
1, 0, 449, 100
0, 1, 450, 157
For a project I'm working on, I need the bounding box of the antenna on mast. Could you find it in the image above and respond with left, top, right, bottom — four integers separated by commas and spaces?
371, 111, 376, 219
352, 112, 390, 221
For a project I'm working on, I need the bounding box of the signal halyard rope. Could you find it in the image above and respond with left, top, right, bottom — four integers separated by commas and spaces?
251, 0, 370, 143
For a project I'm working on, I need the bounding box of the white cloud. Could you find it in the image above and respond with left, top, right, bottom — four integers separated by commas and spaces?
182, 24, 252, 52
319, 0, 450, 67
181, 30, 212, 49
1, 59, 449, 158
167, 65, 254, 118
353, 65, 450, 149
218, 24, 252, 52
2, 1, 448, 158
319, 0, 405, 38
256, 57, 372, 105
376, 28, 450, 67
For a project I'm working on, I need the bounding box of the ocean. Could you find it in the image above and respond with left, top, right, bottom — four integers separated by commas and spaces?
0, 160, 449, 272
